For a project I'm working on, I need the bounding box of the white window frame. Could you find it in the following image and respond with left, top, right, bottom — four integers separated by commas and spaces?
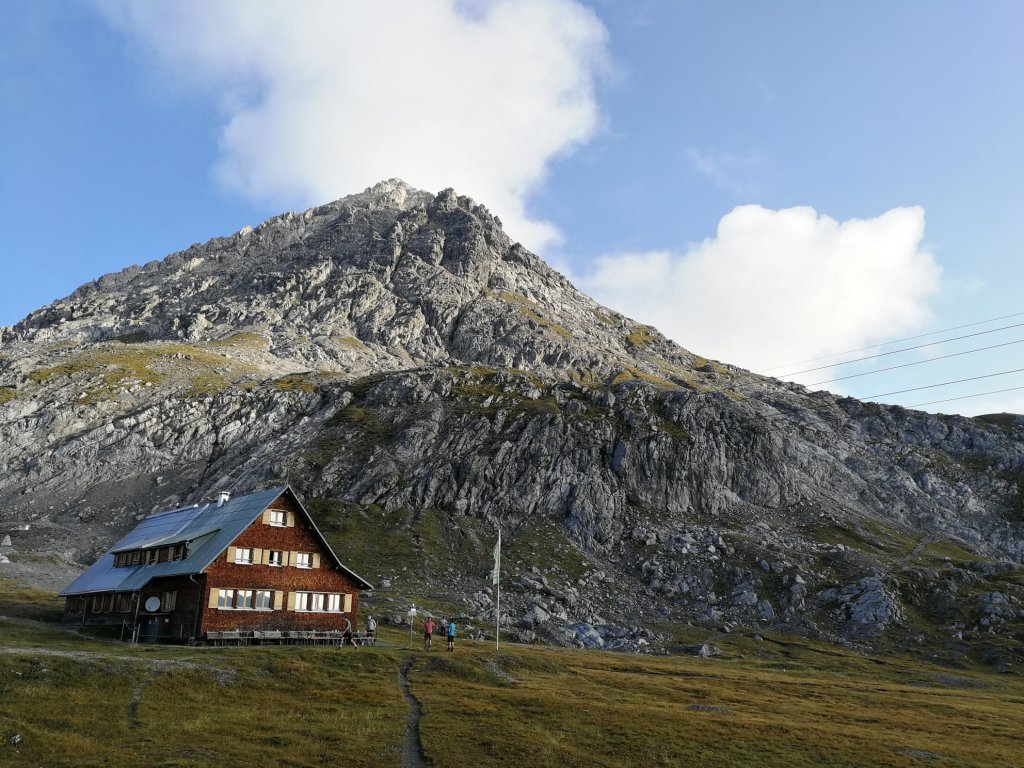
236, 590, 254, 609
268, 550, 283, 567
294, 552, 312, 569
292, 592, 343, 613
255, 590, 273, 610
217, 589, 235, 608
234, 548, 253, 565
268, 509, 286, 527
161, 591, 177, 612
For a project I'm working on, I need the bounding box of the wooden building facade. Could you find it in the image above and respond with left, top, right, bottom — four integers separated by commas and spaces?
60, 487, 372, 643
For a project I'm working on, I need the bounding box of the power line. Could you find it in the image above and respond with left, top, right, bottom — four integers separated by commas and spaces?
864, 368, 1024, 400
760, 310, 1024, 372
780, 321, 1024, 378
909, 385, 1024, 408
808, 338, 1024, 386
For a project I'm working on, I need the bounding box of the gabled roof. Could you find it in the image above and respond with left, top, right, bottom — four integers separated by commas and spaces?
61, 486, 373, 595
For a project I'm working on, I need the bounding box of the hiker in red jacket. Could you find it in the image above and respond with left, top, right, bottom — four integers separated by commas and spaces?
423, 616, 436, 650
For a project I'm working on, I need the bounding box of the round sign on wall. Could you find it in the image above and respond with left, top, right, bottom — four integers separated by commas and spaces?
144, 596, 161, 612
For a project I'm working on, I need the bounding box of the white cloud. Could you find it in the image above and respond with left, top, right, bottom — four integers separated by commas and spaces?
92, 0, 608, 251
578, 204, 942, 373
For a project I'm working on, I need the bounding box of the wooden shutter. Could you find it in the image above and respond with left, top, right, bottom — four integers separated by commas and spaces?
286, 592, 296, 611
261, 549, 270, 565
208, 590, 219, 608
226, 546, 236, 563
252, 548, 263, 564
285, 511, 295, 527
262, 509, 272, 524
312, 553, 321, 569
343, 594, 352, 612
273, 591, 283, 610
289, 551, 298, 567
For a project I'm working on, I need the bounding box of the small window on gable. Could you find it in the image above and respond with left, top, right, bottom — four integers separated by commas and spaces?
268, 550, 283, 567
295, 552, 312, 569
268, 509, 286, 527
234, 548, 253, 565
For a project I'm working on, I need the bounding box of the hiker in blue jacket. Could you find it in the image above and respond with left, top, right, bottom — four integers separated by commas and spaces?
446, 618, 456, 652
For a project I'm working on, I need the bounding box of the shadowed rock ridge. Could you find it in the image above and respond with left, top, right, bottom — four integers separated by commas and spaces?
1, 179, 1022, 666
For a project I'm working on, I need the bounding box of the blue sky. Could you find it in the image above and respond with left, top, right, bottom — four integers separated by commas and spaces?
2, 1, 1022, 415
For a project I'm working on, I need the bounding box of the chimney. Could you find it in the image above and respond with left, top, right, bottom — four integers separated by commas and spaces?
216, 492, 230, 507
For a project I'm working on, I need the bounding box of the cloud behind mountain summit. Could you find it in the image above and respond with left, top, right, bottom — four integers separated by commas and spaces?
94, 0, 608, 252
580, 205, 942, 374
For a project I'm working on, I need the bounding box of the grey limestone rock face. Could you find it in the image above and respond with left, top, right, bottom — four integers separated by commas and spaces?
1, 179, 1023, 660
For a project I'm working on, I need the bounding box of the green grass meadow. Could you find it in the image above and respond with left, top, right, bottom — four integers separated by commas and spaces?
1, 579, 1022, 767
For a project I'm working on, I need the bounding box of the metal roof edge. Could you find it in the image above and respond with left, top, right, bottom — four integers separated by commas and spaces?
190, 486, 290, 574
285, 487, 374, 591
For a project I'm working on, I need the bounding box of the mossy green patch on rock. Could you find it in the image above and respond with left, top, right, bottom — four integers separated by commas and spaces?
272, 373, 319, 393
331, 335, 365, 349
499, 292, 572, 339
626, 325, 656, 347
26, 341, 262, 402
113, 330, 150, 344
0, 387, 17, 405
209, 330, 270, 351
610, 365, 678, 389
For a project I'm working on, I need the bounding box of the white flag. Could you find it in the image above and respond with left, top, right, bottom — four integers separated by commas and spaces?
491, 529, 501, 585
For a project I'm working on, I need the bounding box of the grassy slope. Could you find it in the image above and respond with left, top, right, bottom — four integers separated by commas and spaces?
1, 580, 1023, 767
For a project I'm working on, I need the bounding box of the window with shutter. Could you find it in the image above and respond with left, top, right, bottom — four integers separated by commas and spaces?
234, 548, 253, 565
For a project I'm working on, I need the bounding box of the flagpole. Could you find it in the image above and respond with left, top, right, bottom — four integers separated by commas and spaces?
493, 527, 501, 650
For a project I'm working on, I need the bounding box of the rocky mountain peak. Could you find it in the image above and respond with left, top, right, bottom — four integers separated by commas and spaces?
1, 181, 1022, 666
2, 181, 693, 380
